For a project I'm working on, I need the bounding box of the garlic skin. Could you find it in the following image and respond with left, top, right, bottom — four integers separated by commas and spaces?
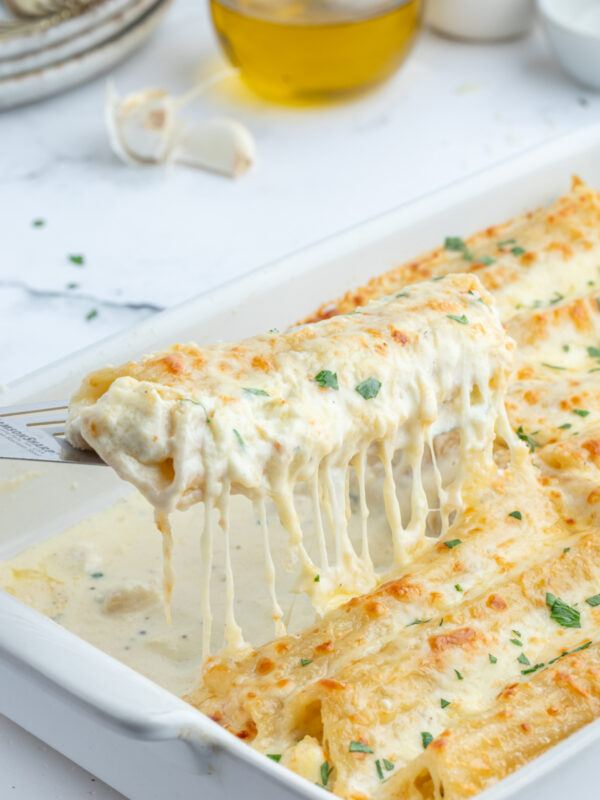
174, 118, 256, 178
105, 82, 180, 166
105, 71, 256, 178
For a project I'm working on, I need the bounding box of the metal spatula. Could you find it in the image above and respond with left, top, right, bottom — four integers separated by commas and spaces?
0, 402, 104, 465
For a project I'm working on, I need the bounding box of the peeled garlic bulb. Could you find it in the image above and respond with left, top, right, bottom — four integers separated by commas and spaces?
105, 72, 256, 178
105, 82, 179, 165
175, 118, 256, 178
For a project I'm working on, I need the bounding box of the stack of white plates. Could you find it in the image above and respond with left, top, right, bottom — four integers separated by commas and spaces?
0, 0, 171, 109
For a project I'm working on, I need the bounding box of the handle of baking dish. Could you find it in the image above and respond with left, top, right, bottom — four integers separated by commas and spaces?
0, 594, 219, 758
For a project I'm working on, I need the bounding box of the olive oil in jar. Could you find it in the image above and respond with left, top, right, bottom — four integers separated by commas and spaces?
210, 0, 423, 102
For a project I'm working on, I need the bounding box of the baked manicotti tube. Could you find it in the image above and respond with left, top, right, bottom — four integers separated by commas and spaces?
66, 274, 520, 625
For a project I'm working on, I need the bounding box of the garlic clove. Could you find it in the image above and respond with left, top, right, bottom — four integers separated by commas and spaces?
174, 118, 256, 178
105, 81, 180, 165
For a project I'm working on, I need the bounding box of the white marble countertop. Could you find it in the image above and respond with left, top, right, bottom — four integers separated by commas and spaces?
2, 1, 600, 796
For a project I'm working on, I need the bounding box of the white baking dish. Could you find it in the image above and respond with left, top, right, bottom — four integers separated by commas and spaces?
4, 123, 600, 800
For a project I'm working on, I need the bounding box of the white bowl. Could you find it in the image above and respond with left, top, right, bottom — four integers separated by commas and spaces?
538, 0, 600, 90
426, 0, 535, 41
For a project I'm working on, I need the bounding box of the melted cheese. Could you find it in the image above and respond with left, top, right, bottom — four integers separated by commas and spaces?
66, 273, 518, 655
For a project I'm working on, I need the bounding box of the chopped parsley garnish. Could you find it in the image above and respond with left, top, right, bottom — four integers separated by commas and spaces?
180, 398, 211, 423
440, 698, 451, 709
66, 282, 79, 290
550, 292, 564, 305
444, 539, 462, 549
444, 236, 467, 252
509, 638, 523, 647
455, 584, 463, 592
300, 658, 313, 667
521, 663, 545, 675
315, 370, 339, 390
498, 238, 516, 249
85, 309, 98, 321
314, 574, 320, 582
432, 275, 446, 281
586, 594, 600, 607
375, 760, 384, 781
563, 547, 571, 553
355, 377, 381, 400
421, 732, 434, 749
383, 759, 394, 771
517, 653, 530, 665
233, 429, 244, 448
439, 618, 444, 626
69, 254, 85, 266
407, 618, 432, 627
489, 654, 497, 664
454, 669, 463, 680
508, 510, 522, 520
548, 641, 592, 664
512, 629, 522, 637
588, 346, 600, 358
447, 314, 469, 325
32, 219, 45, 227
541, 363, 566, 370
511, 246, 526, 256
563, 344, 570, 352
546, 592, 581, 628
243, 387, 270, 397
476, 256, 496, 265
267, 754, 282, 762
90, 572, 104, 579
558, 423, 572, 430
320, 761, 333, 786
349, 741, 374, 754
395, 292, 409, 298
269, 328, 279, 334
516, 425, 536, 452
572, 409, 590, 417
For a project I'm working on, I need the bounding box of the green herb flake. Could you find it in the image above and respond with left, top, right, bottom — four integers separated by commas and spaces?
432, 275, 446, 281
444, 539, 462, 549
444, 236, 467, 252
563, 547, 571, 553
421, 732, 434, 750
512, 629, 522, 638
66, 282, 79, 290
320, 761, 333, 786
546, 592, 581, 629
541, 363, 567, 370
454, 669, 463, 680
489, 654, 497, 664
375, 760, 384, 781
511, 246, 526, 256
243, 387, 270, 397
455, 584, 463, 592
32, 219, 45, 227
517, 653, 531, 665
597, 298, 600, 311
69, 254, 85, 266
233, 428, 244, 448
383, 759, 395, 772
395, 292, 409, 298
85, 309, 98, 321
269, 328, 279, 334
407, 618, 432, 627
267, 754, 282, 762
475, 256, 496, 266
355, 377, 382, 400
447, 314, 469, 325
508, 510, 522, 520
439, 618, 444, 627
314, 574, 320, 583
300, 658, 313, 667
90, 572, 104, 579
550, 293, 564, 305
516, 425, 536, 452
440, 698, 451, 709
522, 663, 545, 675
315, 370, 339, 390
510, 638, 523, 647
349, 741, 374, 754
572, 409, 590, 417
588, 346, 600, 358
498, 238, 517, 248
558, 423, 572, 430
586, 594, 600, 607
563, 345, 570, 352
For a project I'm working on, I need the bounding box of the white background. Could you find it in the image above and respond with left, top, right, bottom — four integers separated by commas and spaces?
2, 0, 600, 795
